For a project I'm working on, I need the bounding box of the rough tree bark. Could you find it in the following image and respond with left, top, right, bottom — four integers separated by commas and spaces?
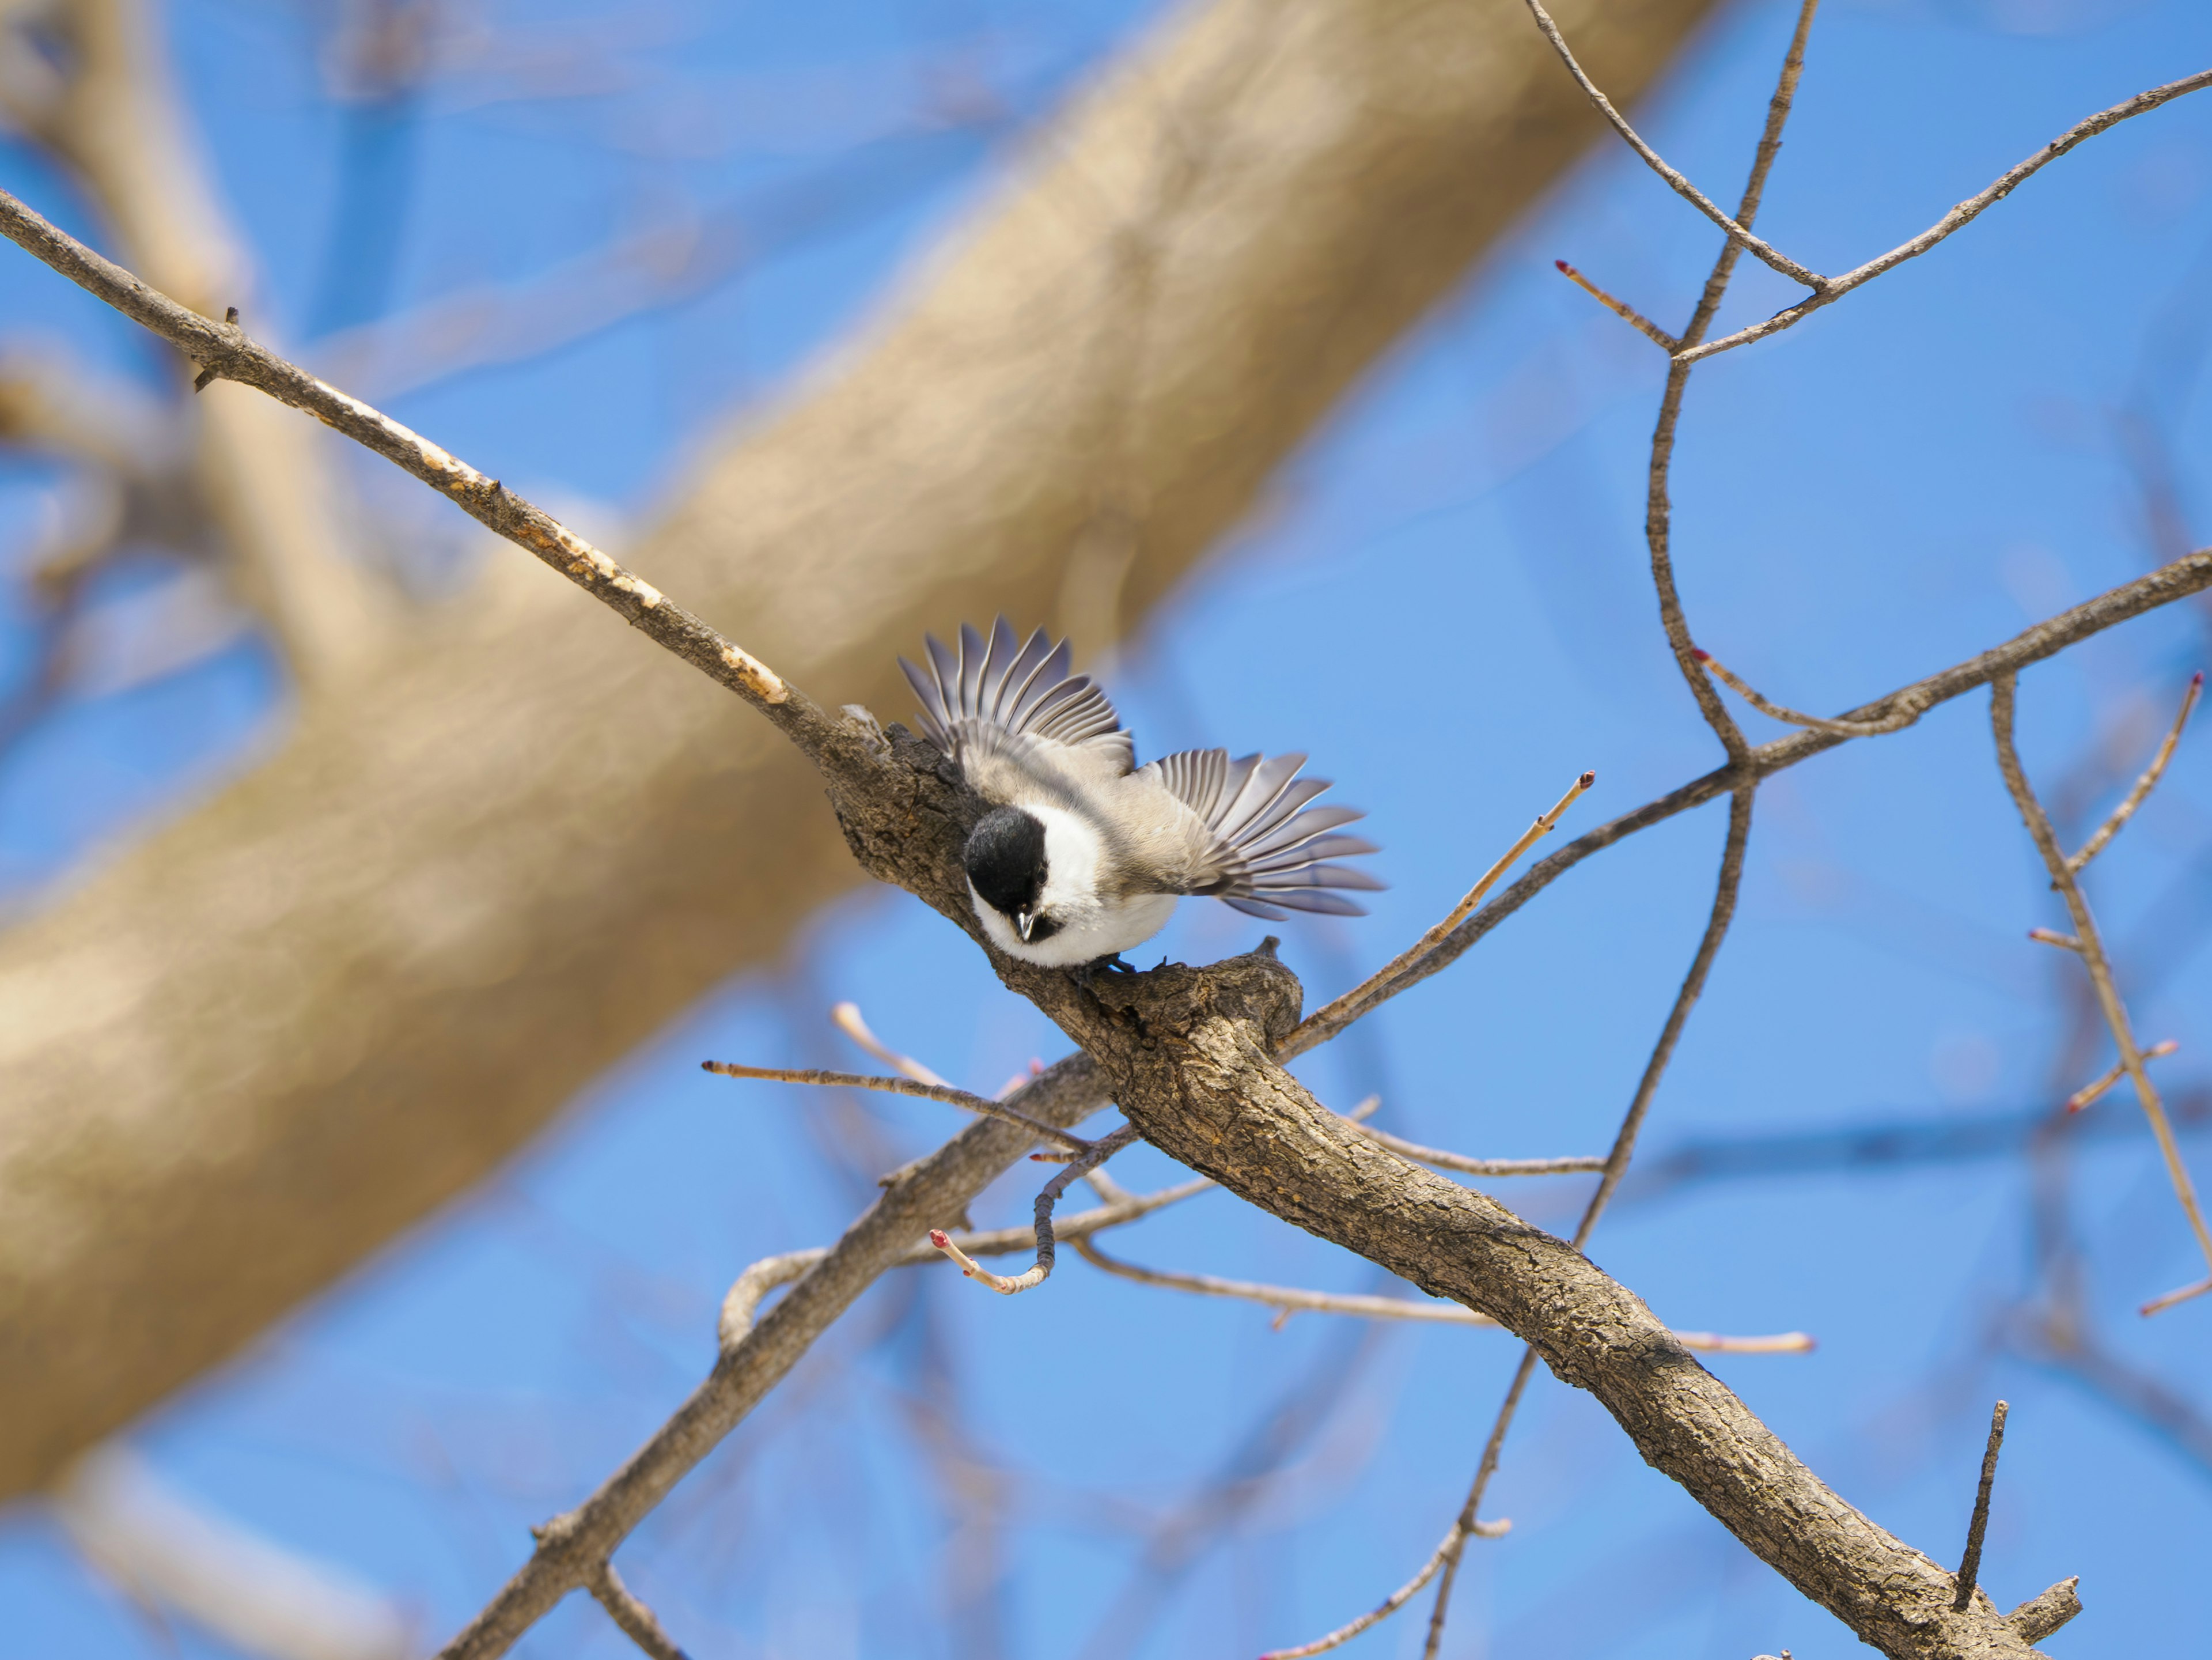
0, 0, 1721, 1495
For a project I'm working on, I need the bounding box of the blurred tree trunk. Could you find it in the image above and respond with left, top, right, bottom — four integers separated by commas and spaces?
0, 0, 1719, 1495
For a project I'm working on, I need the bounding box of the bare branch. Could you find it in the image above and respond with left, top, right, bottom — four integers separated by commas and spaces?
1678, 0, 1820, 349
1678, 68, 2212, 365
1629, 0, 1834, 763
1580, 786, 1755, 1242
701, 1060, 1094, 1152
585, 1562, 691, 1660
0, 188, 819, 743
907, 1177, 1217, 1265
1346, 1122, 1605, 1177
930, 1124, 1145, 1295
1552, 258, 1677, 351
1991, 672, 2212, 1314
1951, 1400, 2008, 1611
1257, 1513, 1492, 1660
1075, 1237, 1811, 1351
1695, 646, 1925, 737
831, 1001, 953, 1088
1074, 1236, 1501, 1326
1518, 0, 1825, 290
1289, 770, 1593, 1053
2067, 1038, 2177, 1114
2069, 671, 2201, 876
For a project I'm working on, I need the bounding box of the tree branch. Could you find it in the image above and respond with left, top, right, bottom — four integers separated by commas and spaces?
1676, 67, 2212, 364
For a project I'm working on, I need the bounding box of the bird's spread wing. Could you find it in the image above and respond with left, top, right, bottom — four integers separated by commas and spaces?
1146, 748, 1383, 919
900, 618, 1135, 774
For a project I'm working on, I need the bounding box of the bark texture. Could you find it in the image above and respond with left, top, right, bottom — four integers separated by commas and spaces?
0, 0, 1719, 1494
1079, 954, 2054, 1658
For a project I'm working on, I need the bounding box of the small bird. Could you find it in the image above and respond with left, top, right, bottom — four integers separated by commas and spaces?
900, 619, 1382, 967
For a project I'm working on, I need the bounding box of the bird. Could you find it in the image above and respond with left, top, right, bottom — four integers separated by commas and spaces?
899, 619, 1381, 967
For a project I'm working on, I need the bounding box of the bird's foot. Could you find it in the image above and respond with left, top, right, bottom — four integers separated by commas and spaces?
1071, 952, 1137, 986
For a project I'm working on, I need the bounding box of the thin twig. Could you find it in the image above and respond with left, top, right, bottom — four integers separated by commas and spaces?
586, 1563, 691, 1660
1680, 0, 1821, 348
2067, 1038, 2177, 1114
0, 187, 831, 754
1553, 260, 1677, 351
1518, 0, 1825, 290
830, 1000, 953, 1087
1290, 772, 1593, 1051
1677, 68, 2212, 366
931, 1125, 1144, 1295
701, 1060, 1094, 1152
2142, 1275, 2212, 1317
1256, 1488, 1511, 1660
2028, 928, 2083, 952
1695, 646, 1925, 736
2068, 672, 2201, 876
1346, 1122, 1605, 1177
1629, 0, 1822, 763
1074, 1238, 1499, 1327
1952, 1400, 2008, 1611
1991, 672, 2212, 1315
1577, 788, 1756, 1246
1075, 1237, 1812, 1349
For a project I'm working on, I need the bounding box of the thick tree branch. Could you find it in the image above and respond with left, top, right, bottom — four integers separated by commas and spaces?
1070, 953, 2049, 1659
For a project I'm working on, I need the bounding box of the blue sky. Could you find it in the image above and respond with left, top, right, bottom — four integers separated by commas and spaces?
4, 1, 2211, 1656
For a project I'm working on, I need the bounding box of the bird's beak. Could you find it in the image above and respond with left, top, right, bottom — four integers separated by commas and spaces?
1017, 909, 1037, 941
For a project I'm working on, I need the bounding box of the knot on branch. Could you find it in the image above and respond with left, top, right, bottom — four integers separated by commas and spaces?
190, 305, 246, 392
2007, 1576, 2081, 1642
1085, 941, 1304, 1052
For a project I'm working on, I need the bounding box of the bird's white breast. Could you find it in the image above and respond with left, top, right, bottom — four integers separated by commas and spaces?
971, 801, 1180, 966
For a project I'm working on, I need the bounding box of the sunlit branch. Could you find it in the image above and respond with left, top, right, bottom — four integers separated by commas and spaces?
831, 1000, 953, 1088
702, 1060, 1093, 1152
1695, 646, 1924, 737
1287, 771, 1593, 1054
1517, 0, 1824, 290
1675, 69, 2212, 365
1552, 259, 1677, 351
1347, 1121, 1605, 1178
